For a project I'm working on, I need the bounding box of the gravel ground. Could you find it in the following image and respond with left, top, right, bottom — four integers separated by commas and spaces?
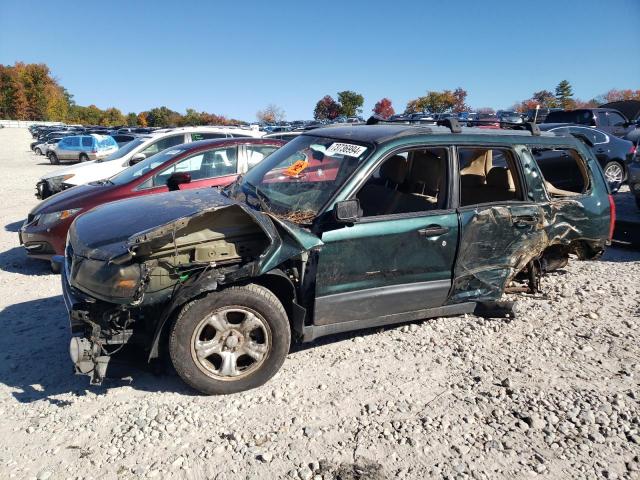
0, 127, 639, 480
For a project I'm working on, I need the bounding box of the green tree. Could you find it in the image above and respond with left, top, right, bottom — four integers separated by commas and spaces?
532, 90, 557, 108
555, 80, 574, 109
337, 90, 364, 117
101, 107, 125, 126
183, 108, 203, 126
126, 112, 138, 126
147, 106, 180, 127
422, 90, 456, 113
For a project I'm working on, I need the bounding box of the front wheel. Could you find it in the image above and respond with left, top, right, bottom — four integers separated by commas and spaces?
603, 161, 625, 185
48, 153, 59, 165
34, 147, 42, 155
169, 284, 291, 395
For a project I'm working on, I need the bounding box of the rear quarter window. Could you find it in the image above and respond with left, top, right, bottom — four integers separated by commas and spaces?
529, 146, 591, 196
81, 137, 93, 147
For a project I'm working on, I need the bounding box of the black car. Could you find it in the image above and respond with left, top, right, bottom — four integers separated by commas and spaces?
544, 108, 636, 138
539, 124, 636, 187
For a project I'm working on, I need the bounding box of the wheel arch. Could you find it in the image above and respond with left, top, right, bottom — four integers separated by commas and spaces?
147, 269, 298, 362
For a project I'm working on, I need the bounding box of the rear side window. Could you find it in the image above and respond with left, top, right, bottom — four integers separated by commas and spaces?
191, 132, 227, 141
82, 137, 93, 147
458, 148, 524, 206
246, 145, 279, 168
140, 135, 184, 157
67, 137, 80, 147
530, 147, 590, 196
608, 112, 627, 127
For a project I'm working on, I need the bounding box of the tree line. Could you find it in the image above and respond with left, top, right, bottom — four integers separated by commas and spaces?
0, 62, 243, 126
1, 62, 638, 126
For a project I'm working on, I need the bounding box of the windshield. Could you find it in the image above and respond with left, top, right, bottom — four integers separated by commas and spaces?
109, 147, 188, 185
227, 135, 371, 223
100, 138, 146, 162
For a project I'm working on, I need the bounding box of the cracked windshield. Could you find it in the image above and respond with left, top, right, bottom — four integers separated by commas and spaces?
227, 135, 371, 223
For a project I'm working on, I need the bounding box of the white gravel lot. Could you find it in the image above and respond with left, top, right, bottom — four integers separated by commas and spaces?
0, 127, 639, 480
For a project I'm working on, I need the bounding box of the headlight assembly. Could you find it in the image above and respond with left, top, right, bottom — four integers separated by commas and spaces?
38, 208, 82, 227
48, 174, 75, 187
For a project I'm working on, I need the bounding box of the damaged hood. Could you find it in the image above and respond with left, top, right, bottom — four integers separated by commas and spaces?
69, 188, 323, 272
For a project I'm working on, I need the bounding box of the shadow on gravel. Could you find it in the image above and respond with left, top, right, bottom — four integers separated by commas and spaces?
4, 220, 24, 232
0, 295, 195, 403
0, 246, 51, 276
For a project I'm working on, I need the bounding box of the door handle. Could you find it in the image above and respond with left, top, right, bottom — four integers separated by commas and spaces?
512, 215, 538, 227
418, 225, 450, 237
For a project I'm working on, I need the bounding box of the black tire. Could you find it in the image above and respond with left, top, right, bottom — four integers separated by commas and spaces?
79, 153, 89, 162
50, 260, 61, 274
169, 284, 290, 395
34, 147, 42, 155
635, 196, 640, 210
48, 153, 59, 165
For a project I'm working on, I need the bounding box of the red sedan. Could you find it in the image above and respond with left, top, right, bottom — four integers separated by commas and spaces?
20, 138, 284, 267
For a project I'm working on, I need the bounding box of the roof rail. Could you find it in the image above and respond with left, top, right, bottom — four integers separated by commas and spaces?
366, 115, 462, 133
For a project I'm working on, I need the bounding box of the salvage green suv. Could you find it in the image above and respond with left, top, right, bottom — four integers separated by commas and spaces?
60, 122, 614, 394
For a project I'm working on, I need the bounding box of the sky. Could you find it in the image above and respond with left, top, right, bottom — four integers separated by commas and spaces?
1, 0, 639, 121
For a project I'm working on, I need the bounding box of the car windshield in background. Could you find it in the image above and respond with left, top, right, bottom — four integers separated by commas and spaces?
100, 138, 146, 162
229, 135, 371, 223
109, 147, 187, 185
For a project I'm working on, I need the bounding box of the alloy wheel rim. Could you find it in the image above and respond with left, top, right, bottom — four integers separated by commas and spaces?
604, 163, 623, 183
190, 306, 271, 380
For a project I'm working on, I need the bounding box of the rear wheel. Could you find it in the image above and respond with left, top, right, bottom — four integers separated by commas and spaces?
169, 284, 290, 395
603, 161, 625, 185
48, 153, 59, 165
79, 153, 89, 162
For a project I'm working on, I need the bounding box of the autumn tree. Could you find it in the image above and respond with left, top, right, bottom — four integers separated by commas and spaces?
372, 98, 395, 118
337, 90, 364, 117
146, 106, 180, 127
256, 104, 285, 124
452, 88, 469, 113
0, 65, 29, 119
555, 80, 574, 109
136, 112, 148, 127
314, 95, 341, 120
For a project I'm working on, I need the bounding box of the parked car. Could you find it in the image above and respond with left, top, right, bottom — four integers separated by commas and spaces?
21, 138, 284, 266
524, 107, 562, 123
58, 123, 613, 393
538, 124, 636, 186
600, 100, 640, 145
543, 108, 636, 138
36, 127, 264, 199
47, 134, 119, 164
471, 113, 500, 128
628, 149, 640, 208
34, 137, 65, 156
498, 111, 524, 126
30, 130, 71, 150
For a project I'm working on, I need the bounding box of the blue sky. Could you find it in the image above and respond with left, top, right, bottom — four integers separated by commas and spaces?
1, 0, 638, 121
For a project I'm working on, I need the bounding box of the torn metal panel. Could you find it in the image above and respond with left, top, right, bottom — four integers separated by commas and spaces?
449, 204, 548, 303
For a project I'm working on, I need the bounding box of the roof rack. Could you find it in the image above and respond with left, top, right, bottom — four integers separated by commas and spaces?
366, 115, 541, 136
